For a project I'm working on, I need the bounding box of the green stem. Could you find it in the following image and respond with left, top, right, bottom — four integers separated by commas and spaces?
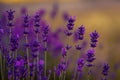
36, 33, 39, 79
63, 71, 66, 80
87, 68, 91, 80
44, 42, 47, 76
48, 73, 51, 80
54, 72, 56, 80
61, 71, 63, 80
12, 52, 14, 80
25, 35, 30, 80
0, 51, 4, 80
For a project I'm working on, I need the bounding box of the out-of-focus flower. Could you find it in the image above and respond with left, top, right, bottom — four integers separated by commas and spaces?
61, 48, 67, 57
62, 12, 69, 21
102, 63, 110, 76
77, 58, 85, 72
50, 3, 59, 19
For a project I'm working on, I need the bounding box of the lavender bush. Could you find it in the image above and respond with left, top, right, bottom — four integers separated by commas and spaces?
0, 9, 110, 80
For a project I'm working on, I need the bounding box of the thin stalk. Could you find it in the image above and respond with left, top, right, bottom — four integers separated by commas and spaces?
72, 64, 77, 80
54, 72, 56, 80
60, 71, 63, 80
9, 27, 12, 39
77, 72, 80, 80
25, 34, 30, 80
12, 51, 15, 80
63, 71, 66, 80
44, 42, 47, 76
64, 36, 70, 80
36, 33, 39, 79
0, 51, 4, 80
87, 67, 91, 80
59, 73, 61, 80
48, 73, 51, 80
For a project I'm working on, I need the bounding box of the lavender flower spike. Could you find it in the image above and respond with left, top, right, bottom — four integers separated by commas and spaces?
6, 9, 15, 27
90, 30, 99, 48
23, 14, 29, 28
77, 58, 85, 72
102, 63, 110, 76
6, 9, 15, 21
61, 48, 67, 57
86, 49, 95, 67
77, 25, 85, 40
67, 16, 76, 30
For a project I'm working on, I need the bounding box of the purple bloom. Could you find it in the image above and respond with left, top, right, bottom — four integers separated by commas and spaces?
6, 9, 15, 27
21, 7, 27, 15
10, 34, 19, 51
65, 44, 72, 50
31, 40, 40, 57
61, 48, 67, 57
64, 29, 73, 36
77, 58, 85, 71
67, 16, 75, 30
77, 25, 85, 40
34, 13, 40, 27
75, 45, 82, 50
50, 3, 59, 19
90, 30, 99, 48
14, 56, 25, 67
23, 14, 29, 28
86, 49, 95, 67
38, 9, 46, 17
42, 24, 49, 42
6, 9, 15, 21
102, 63, 110, 76
39, 59, 44, 71
62, 12, 69, 21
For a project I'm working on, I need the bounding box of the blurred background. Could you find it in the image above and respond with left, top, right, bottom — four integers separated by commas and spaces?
0, 0, 120, 79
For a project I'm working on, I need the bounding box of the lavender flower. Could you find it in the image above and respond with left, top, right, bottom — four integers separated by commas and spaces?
77, 58, 85, 72
23, 14, 29, 28
77, 25, 85, 40
34, 13, 40, 27
39, 60, 44, 70
61, 48, 67, 57
62, 12, 69, 21
90, 30, 99, 48
50, 3, 59, 19
102, 63, 110, 76
6, 9, 15, 27
75, 45, 82, 50
86, 49, 95, 67
42, 24, 49, 42
10, 34, 19, 51
64, 29, 73, 36
23, 14, 30, 35
31, 40, 40, 57
67, 16, 75, 30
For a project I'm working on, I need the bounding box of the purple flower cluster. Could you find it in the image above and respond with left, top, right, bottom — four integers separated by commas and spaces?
102, 63, 110, 76
77, 58, 85, 72
90, 30, 99, 48
6, 9, 15, 27
0, 9, 111, 80
77, 25, 85, 40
